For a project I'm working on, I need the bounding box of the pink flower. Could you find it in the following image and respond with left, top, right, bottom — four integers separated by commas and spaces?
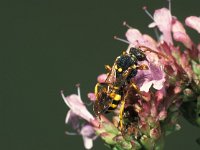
61, 91, 96, 149
62, 1, 200, 149
61, 92, 94, 122
65, 110, 96, 149
185, 16, 200, 33
125, 24, 166, 92
149, 8, 173, 45
172, 18, 193, 49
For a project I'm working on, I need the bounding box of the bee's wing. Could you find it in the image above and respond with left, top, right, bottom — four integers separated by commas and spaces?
105, 64, 116, 84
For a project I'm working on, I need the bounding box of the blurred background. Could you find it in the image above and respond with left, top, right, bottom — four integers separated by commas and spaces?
0, 0, 200, 149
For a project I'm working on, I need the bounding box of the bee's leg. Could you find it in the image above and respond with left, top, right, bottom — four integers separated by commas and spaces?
105, 65, 112, 72
130, 82, 141, 95
94, 83, 100, 96
137, 64, 149, 70
122, 64, 137, 78
119, 99, 125, 130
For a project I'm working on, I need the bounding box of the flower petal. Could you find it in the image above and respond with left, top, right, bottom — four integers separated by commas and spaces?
80, 125, 95, 138
65, 110, 76, 124
62, 92, 94, 122
140, 80, 154, 92
80, 125, 96, 150
152, 78, 165, 90
172, 17, 186, 33
126, 29, 157, 51
153, 8, 173, 44
148, 22, 157, 28
173, 32, 193, 49
142, 34, 157, 49
135, 62, 165, 92
172, 18, 193, 49
126, 28, 142, 44
185, 16, 200, 33
82, 136, 93, 149
65, 110, 80, 129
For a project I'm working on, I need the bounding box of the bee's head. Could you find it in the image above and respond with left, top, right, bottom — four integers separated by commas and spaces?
129, 47, 146, 61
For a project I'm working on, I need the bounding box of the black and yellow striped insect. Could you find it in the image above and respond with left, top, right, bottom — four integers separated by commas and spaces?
93, 47, 149, 129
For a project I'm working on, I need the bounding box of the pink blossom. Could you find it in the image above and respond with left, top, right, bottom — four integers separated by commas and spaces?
149, 8, 173, 45
172, 18, 193, 49
62, 91, 97, 149
61, 92, 94, 122
125, 27, 166, 92
185, 16, 200, 33
62, 1, 200, 149
65, 111, 96, 149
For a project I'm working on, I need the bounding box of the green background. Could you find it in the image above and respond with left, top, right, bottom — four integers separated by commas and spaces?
0, 0, 200, 149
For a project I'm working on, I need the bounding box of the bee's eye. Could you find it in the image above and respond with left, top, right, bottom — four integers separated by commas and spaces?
130, 47, 146, 61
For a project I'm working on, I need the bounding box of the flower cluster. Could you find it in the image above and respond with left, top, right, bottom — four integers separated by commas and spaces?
62, 2, 200, 150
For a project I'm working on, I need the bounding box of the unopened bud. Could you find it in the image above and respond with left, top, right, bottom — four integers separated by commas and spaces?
150, 104, 157, 117
97, 74, 107, 83
183, 88, 193, 97
150, 128, 160, 140
87, 93, 96, 101
158, 110, 167, 121
175, 124, 181, 131
164, 65, 175, 76
174, 86, 181, 94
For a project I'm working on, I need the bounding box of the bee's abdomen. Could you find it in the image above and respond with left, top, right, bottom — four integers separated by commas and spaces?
105, 99, 120, 113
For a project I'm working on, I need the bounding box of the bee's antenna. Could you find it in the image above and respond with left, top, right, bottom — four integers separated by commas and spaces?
114, 36, 130, 44
123, 21, 133, 29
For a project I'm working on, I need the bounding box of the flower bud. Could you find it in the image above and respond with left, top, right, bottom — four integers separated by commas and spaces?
150, 128, 161, 140
183, 88, 193, 97
175, 124, 181, 131
158, 110, 167, 120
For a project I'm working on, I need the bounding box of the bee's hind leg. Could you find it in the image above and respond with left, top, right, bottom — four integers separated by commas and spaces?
119, 99, 125, 130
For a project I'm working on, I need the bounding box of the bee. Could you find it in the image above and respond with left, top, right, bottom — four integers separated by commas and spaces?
93, 47, 150, 128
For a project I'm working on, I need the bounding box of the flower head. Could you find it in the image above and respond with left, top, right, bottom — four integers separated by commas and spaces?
62, 1, 200, 149
62, 92, 94, 122
61, 88, 96, 149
